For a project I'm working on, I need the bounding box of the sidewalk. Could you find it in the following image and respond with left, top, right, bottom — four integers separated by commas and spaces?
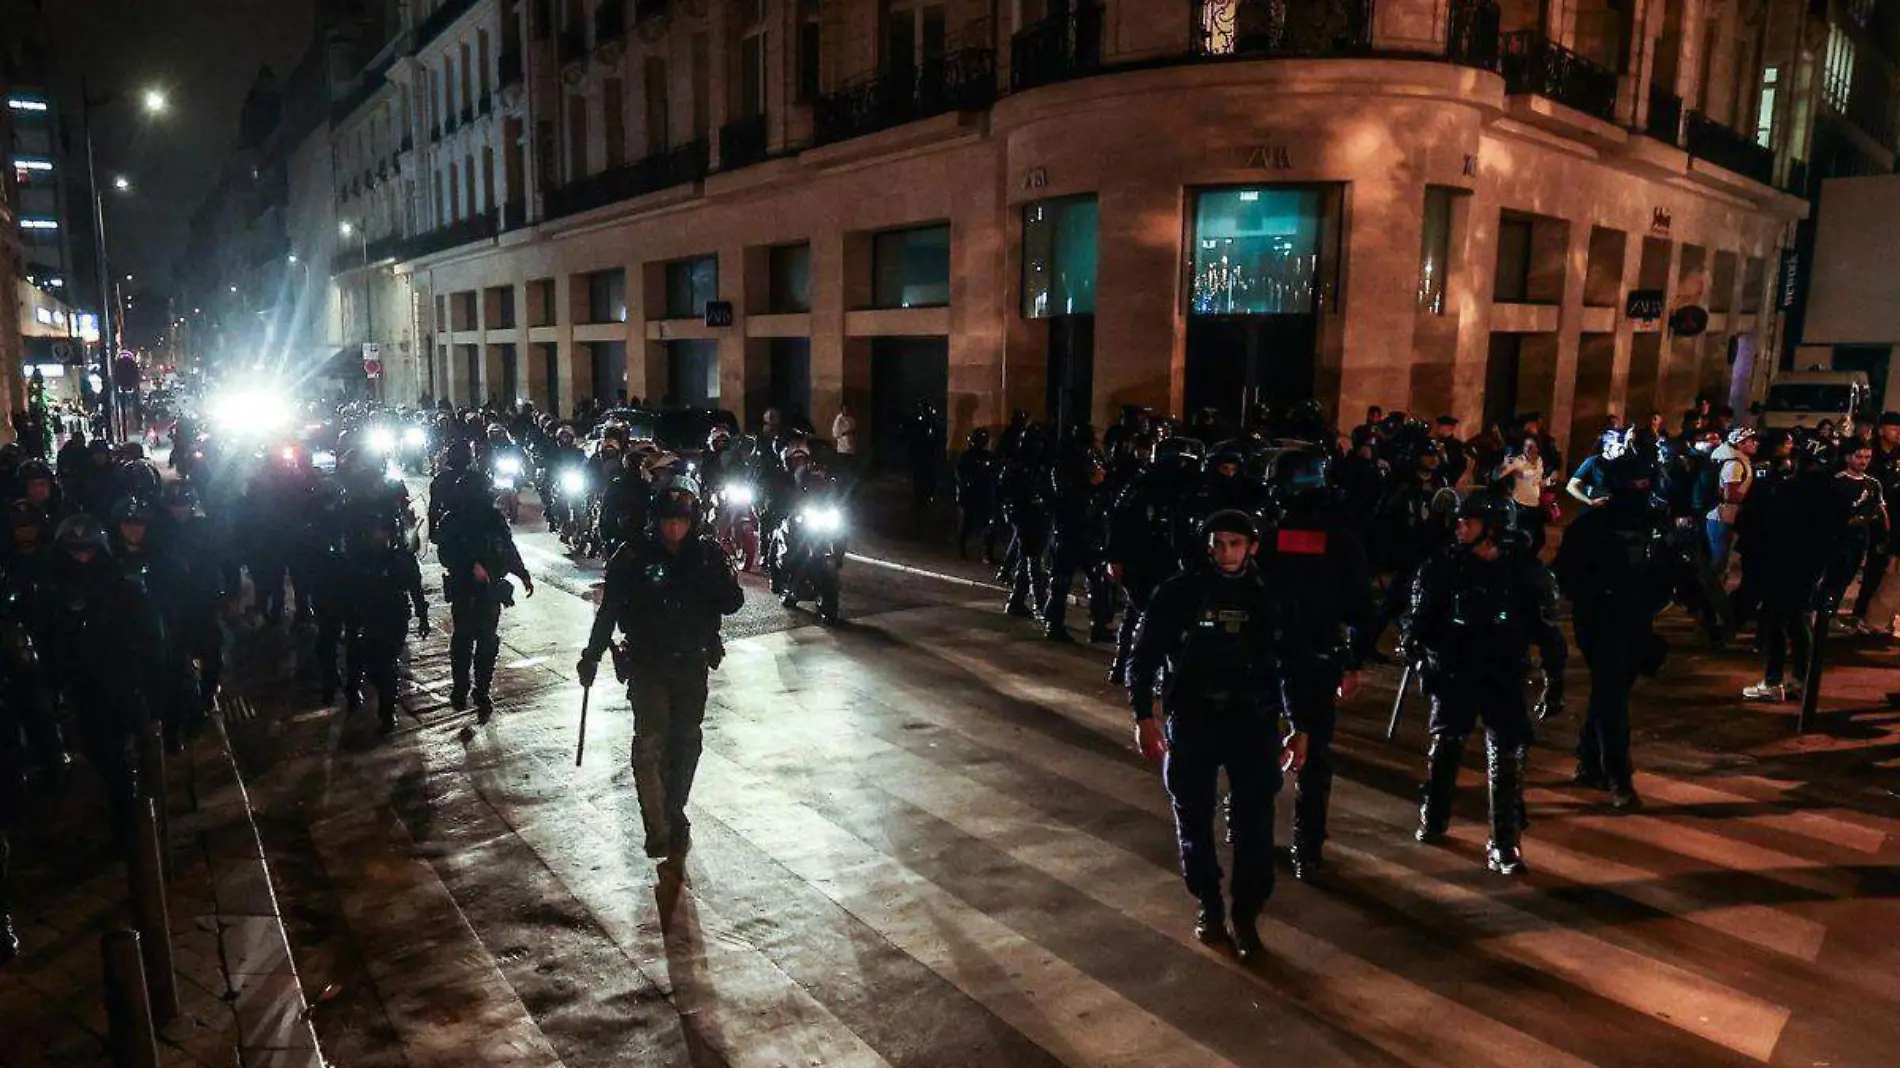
0, 706, 323, 1068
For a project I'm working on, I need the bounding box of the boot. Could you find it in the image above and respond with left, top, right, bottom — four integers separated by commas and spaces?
1570, 760, 1610, 791
632, 745, 672, 859
0, 836, 16, 966
1415, 735, 1463, 844
1289, 779, 1329, 882
1193, 896, 1231, 947
1230, 905, 1264, 963
473, 689, 493, 725
1608, 781, 1644, 811
1515, 745, 1533, 832
1484, 736, 1528, 876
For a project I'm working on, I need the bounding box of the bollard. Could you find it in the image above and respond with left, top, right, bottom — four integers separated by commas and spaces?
102, 930, 162, 1068
138, 722, 169, 876
126, 796, 179, 1025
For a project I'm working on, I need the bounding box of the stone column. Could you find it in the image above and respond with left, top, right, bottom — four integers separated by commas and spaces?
1091, 182, 1179, 421
1337, 173, 1427, 427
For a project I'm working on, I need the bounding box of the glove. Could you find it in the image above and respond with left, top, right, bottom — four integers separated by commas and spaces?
576, 654, 599, 688
1537, 678, 1565, 721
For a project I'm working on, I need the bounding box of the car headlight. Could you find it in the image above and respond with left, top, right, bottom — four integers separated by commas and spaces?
403, 426, 426, 448
560, 469, 587, 495
368, 427, 397, 454
727, 485, 755, 507
497, 456, 522, 476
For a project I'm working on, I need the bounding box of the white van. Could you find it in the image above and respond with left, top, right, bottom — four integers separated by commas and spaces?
1756, 370, 1874, 433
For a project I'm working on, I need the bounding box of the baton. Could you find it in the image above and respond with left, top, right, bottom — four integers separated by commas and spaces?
575, 680, 592, 767
1386, 663, 1416, 741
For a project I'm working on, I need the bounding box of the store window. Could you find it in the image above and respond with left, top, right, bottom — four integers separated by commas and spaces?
872, 224, 951, 308
1190, 188, 1329, 316
665, 255, 719, 318
587, 269, 627, 323
1022, 195, 1098, 318
769, 243, 812, 313
1418, 187, 1456, 315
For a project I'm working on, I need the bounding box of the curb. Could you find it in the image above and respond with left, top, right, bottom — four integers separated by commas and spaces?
845, 551, 1093, 608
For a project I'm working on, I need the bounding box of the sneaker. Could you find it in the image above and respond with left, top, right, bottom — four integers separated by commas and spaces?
1740, 681, 1787, 703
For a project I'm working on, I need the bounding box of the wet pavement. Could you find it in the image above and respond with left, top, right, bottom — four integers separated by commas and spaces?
219, 490, 1900, 1068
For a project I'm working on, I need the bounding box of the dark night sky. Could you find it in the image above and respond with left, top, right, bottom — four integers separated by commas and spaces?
43, 0, 313, 298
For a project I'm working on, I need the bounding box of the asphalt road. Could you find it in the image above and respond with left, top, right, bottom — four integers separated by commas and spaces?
218, 490, 1900, 1068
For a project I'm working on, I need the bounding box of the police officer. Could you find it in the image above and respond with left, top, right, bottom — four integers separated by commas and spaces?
1127, 510, 1313, 961
436, 492, 534, 718
1258, 449, 1373, 880
154, 482, 230, 721
1105, 438, 1197, 684
577, 485, 743, 861
954, 429, 1000, 563
1042, 447, 1115, 643
1552, 453, 1677, 810
1405, 492, 1566, 875
110, 496, 198, 751
998, 430, 1051, 619
0, 502, 65, 782
343, 509, 429, 734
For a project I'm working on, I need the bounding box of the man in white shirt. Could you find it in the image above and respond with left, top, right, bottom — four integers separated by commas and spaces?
1705, 427, 1758, 575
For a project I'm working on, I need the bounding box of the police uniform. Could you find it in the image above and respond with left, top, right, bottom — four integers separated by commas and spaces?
436, 501, 532, 716
1127, 511, 1316, 958
580, 490, 744, 860
1404, 493, 1566, 874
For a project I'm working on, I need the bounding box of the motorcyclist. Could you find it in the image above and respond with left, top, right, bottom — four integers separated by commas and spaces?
1404, 491, 1566, 875
578, 485, 743, 861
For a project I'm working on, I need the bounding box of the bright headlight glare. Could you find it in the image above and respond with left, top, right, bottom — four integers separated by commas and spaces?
497, 456, 523, 476
491, 476, 510, 490
560, 470, 587, 495
804, 506, 843, 533
403, 426, 426, 447
212, 390, 289, 434
727, 485, 755, 506
384, 460, 403, 482
368, 427, 397, 454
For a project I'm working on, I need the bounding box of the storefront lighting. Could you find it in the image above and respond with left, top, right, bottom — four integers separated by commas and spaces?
21, 218, 58, 229
1238, 190, 1261, 202
14, 158, 52, 171
7, 98, 49, 112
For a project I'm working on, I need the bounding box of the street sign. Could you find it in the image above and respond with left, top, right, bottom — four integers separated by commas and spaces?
363, 342, 381, 360
1669, 305, 1710, 338
51, 341, 72, 362
364, 359, 383, 378
704, 300, 735, 328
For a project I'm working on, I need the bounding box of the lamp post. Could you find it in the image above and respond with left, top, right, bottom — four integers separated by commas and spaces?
340, 220, 375, 399
81, 80, 167, 441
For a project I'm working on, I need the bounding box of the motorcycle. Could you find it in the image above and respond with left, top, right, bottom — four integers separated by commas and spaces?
491, 452, 527, 524
713, 481, 762, 572
555, 465, 590, 546
770, 496, 848, 623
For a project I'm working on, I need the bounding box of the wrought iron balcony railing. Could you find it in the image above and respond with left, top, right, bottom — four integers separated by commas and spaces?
414, 0, 481, 51
544, 140, 710, 220
813, 47, 997, 147
1646, 83, 1683, 145
719, 113, 770, 171
1011, 3, 1104, 91
1499, 30, 1619, 123
1685, 111, 1775, 185
1192, 0, 1374, 59
398, 211, 498, 262
1445, 0, 1501, 71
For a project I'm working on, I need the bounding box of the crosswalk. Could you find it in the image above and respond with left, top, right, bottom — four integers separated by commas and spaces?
239, 586, 1900, 1068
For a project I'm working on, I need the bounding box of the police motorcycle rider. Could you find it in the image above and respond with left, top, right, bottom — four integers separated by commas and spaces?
1042, 439, 1116, 644
1404, 491, 1567, 875
435, 470, 535, 719
1126, 509, 1316, 961
1254, 448, 1374, 880
543, 425, 589, 541
594, 443, 658, 560
1552, 449, 1680, 810
767, 450, 848, 621
47, 514, 168, 847
341, 507, 430, 735
14, 460, 70, 536
577, 482, 744, 862
1105, 436, 1201, 684
485, 424, 530, 524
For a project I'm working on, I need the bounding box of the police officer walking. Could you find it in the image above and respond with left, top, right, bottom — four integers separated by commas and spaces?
343, 509, 430, 734
1126, 510, 1313, 961
577, 485, 743, 862
1405, 492, 1566, 875
436, 490, 534, 719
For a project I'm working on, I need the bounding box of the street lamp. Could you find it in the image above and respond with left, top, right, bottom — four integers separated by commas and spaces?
83, 80, 171, 441
339, 219, 376, 399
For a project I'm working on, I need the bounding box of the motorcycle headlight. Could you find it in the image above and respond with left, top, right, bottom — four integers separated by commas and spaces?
727, 485, 755, 507
491, 475, 510, 490
384, 460, 404, 483
497, 456, 523, 476
368, 427, 397, 454
560, 469, 587, 495
803, 506, 844, 534
403, 426, 427, 448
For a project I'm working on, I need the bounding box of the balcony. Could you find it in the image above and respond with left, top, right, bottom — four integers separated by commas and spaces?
595, 0, 625, 42
559, 21, 588, 67
719, 113, 770, 171
400, 211, 499, 261
814, 48, 997, 147
499, 197, 528, 231
499, 49, 524, 88
1685, 111, 1775, 185
1645, 83, 1683, 146
1444, 0, 1501, 71
1191, 0, 1374, 59
414, 0, 481, 51
1498, 31, 1618, 124
544, 140, 710, 220
1011, 4, 1104, 91
330, 61, 394, 123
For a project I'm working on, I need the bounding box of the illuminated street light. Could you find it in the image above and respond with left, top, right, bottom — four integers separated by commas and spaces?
228, 284, 238, 293
142, 89, 168, 114
339, 220, 355, 238
287, 253, 299, 265
113, 175, 130, 191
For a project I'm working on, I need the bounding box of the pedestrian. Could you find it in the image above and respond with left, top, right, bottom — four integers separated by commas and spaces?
1851, 413, 1900, 634
578, 485, 743, 861
1432, 416, 1468, 486
1823, 440, 1887, 619
1494, 435, 1553, 556
1405, 492, 1566, 875
1705, 427, 1758, 577
1126, 510, 1314, 960
831, 402, 858, 461
1741, 449, 1845, 702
